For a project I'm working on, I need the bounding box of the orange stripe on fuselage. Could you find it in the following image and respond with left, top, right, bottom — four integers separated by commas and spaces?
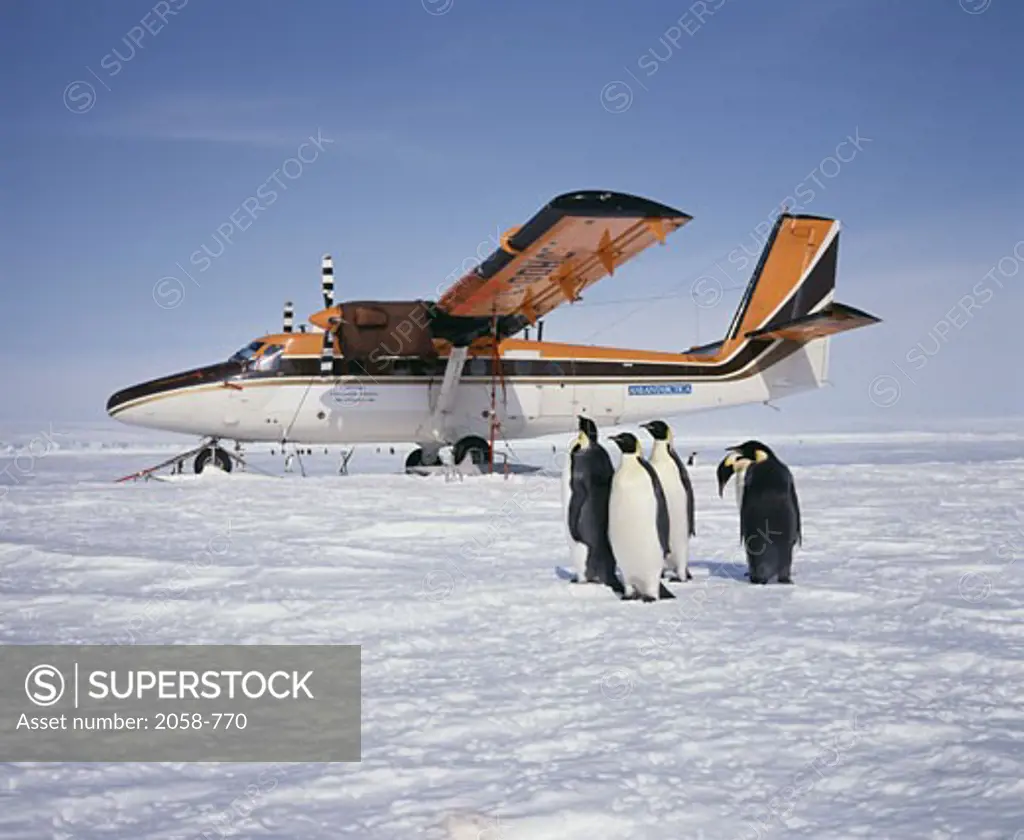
489, 338, 718, 365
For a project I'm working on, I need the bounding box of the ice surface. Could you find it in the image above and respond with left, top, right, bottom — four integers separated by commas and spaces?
1, 425, 1022, 839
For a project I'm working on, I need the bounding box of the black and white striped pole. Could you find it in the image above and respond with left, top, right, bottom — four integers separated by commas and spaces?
320, 329, 334, 376
321, 254, 334, 308
283, 301, 294, 333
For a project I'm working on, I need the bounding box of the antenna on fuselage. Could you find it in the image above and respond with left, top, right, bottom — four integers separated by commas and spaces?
283, 301, 294, 333
536, 320, 545, 342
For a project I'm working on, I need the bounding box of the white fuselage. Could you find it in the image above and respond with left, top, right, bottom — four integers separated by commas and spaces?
608, 453, 665, 599
648, 441, 691, 576
109, 336, 830, 445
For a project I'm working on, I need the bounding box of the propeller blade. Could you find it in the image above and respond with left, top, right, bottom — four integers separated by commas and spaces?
321, 254, 334, 308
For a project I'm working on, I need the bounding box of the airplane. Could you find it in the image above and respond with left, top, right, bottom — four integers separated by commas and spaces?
106, 190, 881, 474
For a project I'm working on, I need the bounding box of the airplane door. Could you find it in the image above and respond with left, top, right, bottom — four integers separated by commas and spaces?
572, 372, 625, 426
538, 358, 575, 421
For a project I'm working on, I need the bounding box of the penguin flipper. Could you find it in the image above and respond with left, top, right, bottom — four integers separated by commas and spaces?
789, 479, 802, 546
658, 582, 676, 599
638, 459, 671, 558
566, 480, 587, 544
669, 445, 696, 537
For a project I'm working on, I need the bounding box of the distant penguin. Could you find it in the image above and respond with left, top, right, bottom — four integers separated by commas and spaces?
717, 452, 750, 513
641, 420, 695, 583
720, 440, 802, 584
563, 417, 624, 594
607, 432, 675, 601
687, 451, 698, 467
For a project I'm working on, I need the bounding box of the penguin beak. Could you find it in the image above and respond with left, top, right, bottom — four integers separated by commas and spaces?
640, 422, 653, 435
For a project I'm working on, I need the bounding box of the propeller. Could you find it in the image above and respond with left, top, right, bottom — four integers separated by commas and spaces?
320, 254, 337, 376
321, 254, 334, 308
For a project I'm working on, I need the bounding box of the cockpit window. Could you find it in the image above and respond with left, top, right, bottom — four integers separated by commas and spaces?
230, 341, 264, 363
254, 344, 284, 371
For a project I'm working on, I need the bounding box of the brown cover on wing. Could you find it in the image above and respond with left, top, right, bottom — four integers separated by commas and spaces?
337, 301, 437, 361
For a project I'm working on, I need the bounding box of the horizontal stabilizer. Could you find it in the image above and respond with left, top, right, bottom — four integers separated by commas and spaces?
743, 302, 881, 342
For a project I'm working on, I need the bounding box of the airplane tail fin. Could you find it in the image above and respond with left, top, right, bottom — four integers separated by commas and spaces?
727, 214, 845, 339
724, 214, 880, 396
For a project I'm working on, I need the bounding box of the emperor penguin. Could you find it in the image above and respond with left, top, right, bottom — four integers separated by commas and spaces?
607, 432, 675, 601
720, 440, 802, 584
640, 419, 695, 583
562, 416, 624, 594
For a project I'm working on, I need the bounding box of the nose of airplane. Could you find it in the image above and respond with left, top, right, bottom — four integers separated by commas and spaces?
106, 385, 136, 416
106, 363, 240, 419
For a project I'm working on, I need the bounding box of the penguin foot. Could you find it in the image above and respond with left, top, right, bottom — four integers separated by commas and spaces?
639, 593, 658, 603
662, 570, 683, 583
685, 569, 693, 581
620, 590, 641, 601
778, 577, 793, 584
748, 577, 768, 585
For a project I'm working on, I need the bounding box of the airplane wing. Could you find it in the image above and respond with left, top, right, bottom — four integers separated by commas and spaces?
436, 191, 692, 323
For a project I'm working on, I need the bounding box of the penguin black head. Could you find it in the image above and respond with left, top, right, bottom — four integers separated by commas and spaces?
609, 432, 641, 454
640, 419, 671, 441
726, 440, 775, 462
716, 454, 739, 497
577, 415, 599, 443
718, 440, 772, 496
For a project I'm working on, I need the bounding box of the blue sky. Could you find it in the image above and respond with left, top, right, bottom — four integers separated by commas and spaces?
1, 0, 1021, 426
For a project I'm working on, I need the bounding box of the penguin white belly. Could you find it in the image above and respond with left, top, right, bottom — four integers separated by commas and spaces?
735, 466, 746, 512
608, 465, 664, 598
561, 450, 589, 578
650, 454, 690, 574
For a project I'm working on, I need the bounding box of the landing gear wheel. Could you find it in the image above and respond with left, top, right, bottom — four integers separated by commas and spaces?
405, 449, 425, 470
453, 435, 491, 467
405, 446, 444, 473
194, 446, 232, 474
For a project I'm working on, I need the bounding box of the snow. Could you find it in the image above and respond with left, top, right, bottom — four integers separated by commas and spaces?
1, 425, 1023, 839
